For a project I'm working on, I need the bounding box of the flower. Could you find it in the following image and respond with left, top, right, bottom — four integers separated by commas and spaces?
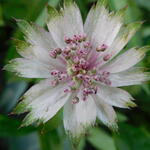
4, 0, 150, 138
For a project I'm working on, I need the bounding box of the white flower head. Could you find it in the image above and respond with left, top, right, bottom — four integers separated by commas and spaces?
4, 0, 150, 138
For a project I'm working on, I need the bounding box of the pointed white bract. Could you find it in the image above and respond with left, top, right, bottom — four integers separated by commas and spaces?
5, 0, 150, 138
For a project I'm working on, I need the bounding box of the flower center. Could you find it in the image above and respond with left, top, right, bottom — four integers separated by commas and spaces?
49, 34, 111, 103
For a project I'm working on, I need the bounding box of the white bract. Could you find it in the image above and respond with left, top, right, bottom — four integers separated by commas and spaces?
5, 0, 150, 138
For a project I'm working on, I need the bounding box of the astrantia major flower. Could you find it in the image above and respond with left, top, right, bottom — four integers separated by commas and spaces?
5, 0, 150, 138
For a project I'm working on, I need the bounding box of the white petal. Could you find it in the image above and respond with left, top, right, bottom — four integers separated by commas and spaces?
47, 1, 84, 47
4, 58, 51, 78
96, 22, 142, 68
85, 1, 124, 48
92, 94, 118, 129
17, 20, 57, 50
15, 40, 65, 70
96, 83, 135, 108
17, 79, 55, 109
109, 67, 150, 87
100, 46, 149, 73
17, 80, 70, 126
16, 21, 65, 69
14, 79, 58, 114
63, 94, 97, 138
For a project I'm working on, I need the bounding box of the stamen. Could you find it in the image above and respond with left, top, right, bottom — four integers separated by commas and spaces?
51, 70, 60, 76
51, 79, 58, 86
58, 73, 68, 81
72, 64, 79, 72
84, 41, 91, 48
64, 88, 71, 93
55, 48, 62, 55
103, 54, 111, 61
73, 56, 79, 64
72, 96, 79, 104
102, 71, 110, 77
70, 44, 77, 50
77, 74, 83, 79
104, 79, 111, 85
93, 75, 101, 81
96, 44, 108, 52
64, 37, 72, 44
49, 34, 112, 102
49, 50, 57, 58
63, 47, 71, 55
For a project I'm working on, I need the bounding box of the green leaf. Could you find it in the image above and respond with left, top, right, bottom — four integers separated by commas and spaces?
3, 0, 47, 21
39, 129, 62, 150
0, 115, 36, 137
38, 110, 62, 134
117, 112, 128, 122
114, 123, 150, 150
0, 81, 28, 113
8, 133, 40, 150
136, 0, 150, 11
87, 127, 117, 150
108, 0, 143, 47
0, 4, 4, 26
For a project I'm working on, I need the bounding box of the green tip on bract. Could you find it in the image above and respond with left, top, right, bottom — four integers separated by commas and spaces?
46, 5, 60, 22
116, 5, 128, 18
13, 101, 28, 114
97, 0, 108, 8
13, 39, 31, 51
16, 19, 31, 34
108, 122, 118, 132
46, 5, 58, 15
3, 60, 18, 72
126, 101, 137, 108
21, 113, 37, 127
128, 21, 143, 31
139, 46, 150, 53
64, 0, 73, 7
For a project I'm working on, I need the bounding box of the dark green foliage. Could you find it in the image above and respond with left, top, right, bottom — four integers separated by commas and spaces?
0, 0, 150, 150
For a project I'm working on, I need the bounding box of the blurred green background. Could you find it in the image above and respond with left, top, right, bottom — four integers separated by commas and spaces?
0, 0, 150, 150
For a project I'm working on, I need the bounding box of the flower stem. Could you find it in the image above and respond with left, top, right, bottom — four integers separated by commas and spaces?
38, 130, 52, 150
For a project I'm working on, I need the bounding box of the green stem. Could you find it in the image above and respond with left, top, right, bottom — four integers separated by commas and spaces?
38, 130, 52, 150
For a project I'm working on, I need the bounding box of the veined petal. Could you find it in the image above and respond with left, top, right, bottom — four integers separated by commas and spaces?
96, 83, 135, 108
13, 39, 65, 70
16, 20, 65, 68
16, 80, 70, 126
101, 46, 150, 73
63, 94, 97, 138
4, 58, 51, 78
85, 0, 125, 48
22, 91, 68, 126
14, 79, 55, 114
17, 19, 57, 50
109, 67, 150, 87
96, 22, 143, 68
22, 92, 71, 126
92, 94, 118, 130
47, 0, 84, 47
